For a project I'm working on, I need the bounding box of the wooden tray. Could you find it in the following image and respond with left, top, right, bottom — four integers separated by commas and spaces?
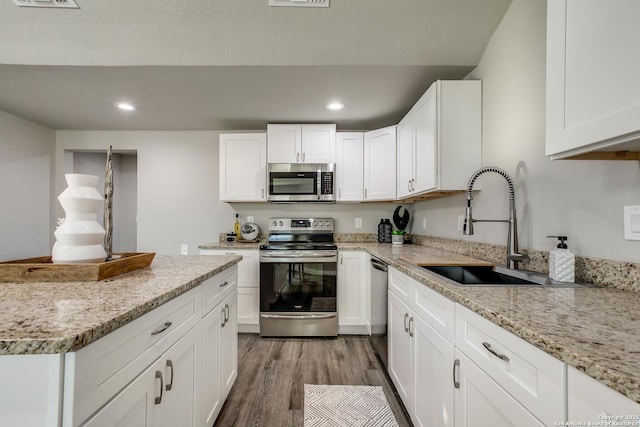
0, 252, 155, 282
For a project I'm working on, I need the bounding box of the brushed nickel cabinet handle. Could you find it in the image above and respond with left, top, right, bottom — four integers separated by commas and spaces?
165, 360, 174, 391
155, 371, 163, 404
221, 307, 226, 327
482, 342, 510, 362
224, 304, 230, 322
403, 313, 409, 333
296, 153, 300, 162
220, 281, 229, 287
453, 359, 460, 389
151, 321, 172, 336
302, 152, 306, 162
408, 317, 414, 337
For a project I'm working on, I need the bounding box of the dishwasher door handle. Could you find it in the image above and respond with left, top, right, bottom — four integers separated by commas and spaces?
371, 258, 388, 272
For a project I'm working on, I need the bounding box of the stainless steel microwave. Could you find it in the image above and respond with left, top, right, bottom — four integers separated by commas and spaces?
267, 163, 335, 203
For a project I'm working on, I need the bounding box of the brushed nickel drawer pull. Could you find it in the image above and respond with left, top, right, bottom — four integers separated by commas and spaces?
403, 313, 409, 333
155, 371, 163, 404
408, 316, 414, 337
220, 281, 229, 287
165, 360, 174, 391
453, 359, 460, 389
151, 321, 172, 336
482, 342, 510, 362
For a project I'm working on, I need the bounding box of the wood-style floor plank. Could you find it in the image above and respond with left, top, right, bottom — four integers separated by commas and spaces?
214, 334, 412, 427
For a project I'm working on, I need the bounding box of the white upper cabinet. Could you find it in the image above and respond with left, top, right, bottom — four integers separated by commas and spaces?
336, 132, 364, 202
364, 125, 396, 201
396, 80, 481, 199
546, 0, 640, 159
267, 124, 336, 163
219, 133, 267, 202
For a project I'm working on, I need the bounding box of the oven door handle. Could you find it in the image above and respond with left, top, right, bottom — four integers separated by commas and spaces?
260, 313, 337, 320
260, 255, 338, 263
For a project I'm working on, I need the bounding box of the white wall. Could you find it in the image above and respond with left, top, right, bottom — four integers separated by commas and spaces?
0, 111, 55, 261
56, 131, 236, 255
72, 152, 138, 252
409, 0, 640, 263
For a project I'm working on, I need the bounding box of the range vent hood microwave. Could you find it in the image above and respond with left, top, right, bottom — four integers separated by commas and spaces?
267, 163, 335, 203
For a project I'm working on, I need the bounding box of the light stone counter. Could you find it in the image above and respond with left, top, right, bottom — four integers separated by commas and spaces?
0, 255, 241, 355
338, 243, 640, 404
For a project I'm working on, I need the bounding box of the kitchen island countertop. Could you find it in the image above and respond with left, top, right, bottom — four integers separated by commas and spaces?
0, 254, 241, 355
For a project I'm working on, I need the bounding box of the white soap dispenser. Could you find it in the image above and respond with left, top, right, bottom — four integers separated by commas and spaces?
547, 235, 575, 283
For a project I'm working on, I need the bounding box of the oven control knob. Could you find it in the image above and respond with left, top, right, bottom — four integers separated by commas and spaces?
279, 221, 284, 227
272, 221, 277, 227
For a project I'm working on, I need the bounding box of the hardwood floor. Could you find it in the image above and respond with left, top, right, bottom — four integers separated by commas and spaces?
214, 334, 412, 427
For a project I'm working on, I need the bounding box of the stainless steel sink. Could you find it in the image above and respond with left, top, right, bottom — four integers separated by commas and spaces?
421, 265, 598, 288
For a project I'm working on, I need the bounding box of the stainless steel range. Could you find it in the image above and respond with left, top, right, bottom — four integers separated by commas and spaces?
259, 218, 338, 337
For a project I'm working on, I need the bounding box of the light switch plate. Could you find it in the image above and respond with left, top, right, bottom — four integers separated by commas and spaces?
624, 206, 640, 240
355, 218, 362, 229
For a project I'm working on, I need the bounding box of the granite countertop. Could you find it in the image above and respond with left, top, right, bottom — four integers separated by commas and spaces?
0, 255, 241, 355
199, 241, 264, 250
339, 243, 640, 404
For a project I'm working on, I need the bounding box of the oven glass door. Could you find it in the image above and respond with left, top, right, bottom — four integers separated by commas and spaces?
269, 171, 317, 196
260, 260, 337, 312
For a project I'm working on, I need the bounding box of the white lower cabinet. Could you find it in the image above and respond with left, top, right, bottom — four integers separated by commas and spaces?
84, 325, 198, 427
388, 267, 570, 427
388, 267, 455, 426
59, 265, 238, 427
453, 350, 544, 427
200, 249, 259, 333
337, 251, 370, 334
198, 289, 238, 427
567, 365, 640, 422
454, 305, 565, 426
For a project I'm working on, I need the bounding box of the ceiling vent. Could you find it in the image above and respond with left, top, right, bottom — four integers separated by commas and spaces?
12, 0, 78, 8
268, 0, 329, 7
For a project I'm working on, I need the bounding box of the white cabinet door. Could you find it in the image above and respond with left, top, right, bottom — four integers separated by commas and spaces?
364, 125, 396, 201
396, 112, 414, 199
237, 287, 259, 326
84, 326, 198, 427
219, 291, 238, 401
267, 124, 301, 163
336, 132, 364, 201
198, 301, 223, 427
454, 350, 545, 427
337, 251, 370, 334
546, 1, 640, 159
388, 290, 413, 408
301, 124, 336, 163
567, 365, 640, 423
267, 124, 336, 163
412, 314, 454, 427
219, 133, 267, 202
160, 327, 197, 427
413, 84, 437, 193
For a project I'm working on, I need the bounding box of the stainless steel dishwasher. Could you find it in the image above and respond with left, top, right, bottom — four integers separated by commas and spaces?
369, 256, 389, 369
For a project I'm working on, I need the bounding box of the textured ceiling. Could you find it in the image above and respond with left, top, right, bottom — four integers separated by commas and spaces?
0, 0, 511, 130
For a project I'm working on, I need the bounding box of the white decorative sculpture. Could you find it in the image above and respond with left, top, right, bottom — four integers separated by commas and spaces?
52, 174, 107, 263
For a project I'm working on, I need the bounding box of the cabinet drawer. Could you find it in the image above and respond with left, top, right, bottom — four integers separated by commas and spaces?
411, 281, 455, 344
63, 286, 202, 425
455, 304, 565, 426
202, 266, 238, 316
388, 267, 411, 306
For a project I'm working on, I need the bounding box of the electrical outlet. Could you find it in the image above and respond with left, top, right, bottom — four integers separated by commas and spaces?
247, 216, 255, 223
355, 217, 362, 229
422, 217, 427, 230
181, 244, 188, 255
457, 215, 464, 231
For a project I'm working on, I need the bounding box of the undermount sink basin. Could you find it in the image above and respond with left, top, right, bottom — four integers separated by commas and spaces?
421, 265, 598, 288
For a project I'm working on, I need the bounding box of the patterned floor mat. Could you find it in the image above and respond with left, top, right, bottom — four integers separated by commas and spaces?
304, 384, 399, 427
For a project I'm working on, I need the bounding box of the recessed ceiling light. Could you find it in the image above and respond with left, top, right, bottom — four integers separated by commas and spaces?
116, 102, 136, 111
326, 101, 345, 111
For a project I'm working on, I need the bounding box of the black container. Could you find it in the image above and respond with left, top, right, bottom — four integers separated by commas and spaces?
377, 219, 392, 243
